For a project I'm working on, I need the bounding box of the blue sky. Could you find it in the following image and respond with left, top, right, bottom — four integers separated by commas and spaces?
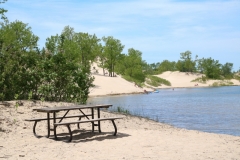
2, 0, 240, 71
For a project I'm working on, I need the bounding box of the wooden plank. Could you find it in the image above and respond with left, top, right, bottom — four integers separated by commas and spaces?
54, 117, 124, 126
33, 104, 112, 113
25, 114, 92, 121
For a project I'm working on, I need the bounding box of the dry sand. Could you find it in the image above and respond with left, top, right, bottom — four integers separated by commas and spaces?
155, 71, 240, 88
0, 101, 240, 160
89, 64, 150, 96
1, 68, 240, 159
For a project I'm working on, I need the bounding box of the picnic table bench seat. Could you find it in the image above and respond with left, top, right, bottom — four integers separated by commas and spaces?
25, 114, 92, 122
54, 117, 124, 142
25, 114, 92, 137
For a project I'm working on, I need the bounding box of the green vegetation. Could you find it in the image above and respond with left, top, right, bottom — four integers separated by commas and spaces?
146, 75, 171, 87
191, 76, 208, 84
115, 48, 146, 83
102, 36, 124, 77
176, 51, 197, 72
145, 51, 236, 81
111, 106, 160, 122
0, 4, 94, 103
121, 75, 143, 87
116, 106, 131, 114
211, 81, 234, 87
234, 73, 240, 81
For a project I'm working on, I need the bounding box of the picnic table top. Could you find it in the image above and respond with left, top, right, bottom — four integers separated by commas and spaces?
33, 104, 112, 113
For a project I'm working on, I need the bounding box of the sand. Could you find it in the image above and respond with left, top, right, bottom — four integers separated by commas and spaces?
1, 69, 240, 159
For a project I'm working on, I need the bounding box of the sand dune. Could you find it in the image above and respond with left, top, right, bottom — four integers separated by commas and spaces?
156, 71, 240, 88
89, 65, 240, 96
89, 63, 150, 96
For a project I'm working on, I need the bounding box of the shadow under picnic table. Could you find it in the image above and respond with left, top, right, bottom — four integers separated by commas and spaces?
51, 129, 130, 143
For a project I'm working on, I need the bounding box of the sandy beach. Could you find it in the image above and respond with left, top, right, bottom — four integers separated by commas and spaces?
0, 101, 240, 160
1, 69, 240, 160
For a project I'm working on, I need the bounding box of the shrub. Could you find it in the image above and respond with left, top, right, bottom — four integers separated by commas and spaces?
146, 75, 171, 87
211, 80, 234, 87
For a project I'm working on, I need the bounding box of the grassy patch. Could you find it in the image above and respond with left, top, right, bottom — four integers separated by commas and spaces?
115, 107, 130, 114
146, 75, 171, 87
211, 80, 234, 87
191, 76, 208, 84
234, 74, 240, 81
121, 75, 143, 87
110, 106, 161, 122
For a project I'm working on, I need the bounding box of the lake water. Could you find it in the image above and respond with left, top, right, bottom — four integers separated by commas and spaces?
87, 86, 240, 136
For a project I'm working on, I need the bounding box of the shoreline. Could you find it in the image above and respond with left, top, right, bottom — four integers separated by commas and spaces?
88, 85, 240, 98
89, 69, 240, 97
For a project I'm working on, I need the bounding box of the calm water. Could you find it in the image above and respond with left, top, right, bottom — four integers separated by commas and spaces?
87, 86, 240, 136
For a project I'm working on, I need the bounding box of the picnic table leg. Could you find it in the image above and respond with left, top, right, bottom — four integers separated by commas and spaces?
77, 117, 81, 129
53, 112, 57, 140
111, 120, 117, 136
66, 124, 72, 142
97, 108, 101, 133
33, 121, 38, 137
47, 113, 50, 138
91, 108, 94, 132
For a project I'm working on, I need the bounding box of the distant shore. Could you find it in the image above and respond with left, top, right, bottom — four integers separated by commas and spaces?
89, 69, 240, 97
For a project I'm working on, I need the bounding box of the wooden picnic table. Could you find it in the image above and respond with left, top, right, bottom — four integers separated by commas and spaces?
26, 104, 125, 142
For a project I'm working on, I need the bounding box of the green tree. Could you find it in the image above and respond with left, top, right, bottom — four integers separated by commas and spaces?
157, 60, 177, 74
198, 58, 221, 79
114, 48, 145, 83
102, 36, 124, 77
141, 61, 153, 75
0, 0, 8, 21
123, 48, 145, 82
96, 43, 107, 75
221, 62, 233, 79
0, 20, 39, 100
176, 51, 196, 72
45, 35, 60, 55
36, 52, 94, 103
1, 23, 95, 103
46, 27, 100, 74
74, 32, 99, 71
44, 27, 95, 103
58, 26, 80, 64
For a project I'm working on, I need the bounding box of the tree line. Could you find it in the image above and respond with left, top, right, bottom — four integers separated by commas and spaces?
0, 1, 238, 102
145, 51, 235, 79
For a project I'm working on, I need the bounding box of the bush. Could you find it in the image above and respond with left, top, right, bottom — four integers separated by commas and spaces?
191, 76, 208, 84
146, 75, 171, 87
121, 75, 143, 87
234, 74, 240, 81
211, 80, 234, 87
0, 51, 94, 104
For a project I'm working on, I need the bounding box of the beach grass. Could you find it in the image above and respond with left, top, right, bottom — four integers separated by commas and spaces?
234, 74, 240, 81
191, 76, 208, 84
146, 75, 171, 87
211, 80, 234, 86
111, 106, 161, 122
